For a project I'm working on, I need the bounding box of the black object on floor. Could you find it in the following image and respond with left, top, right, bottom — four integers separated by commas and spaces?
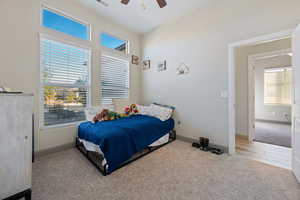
0, 91, 23, 94
210, 148, 223, 155
197, 137, 223, 155
200, 146, 210, 151
3, 189, 31, 200
199, 137, 210, 151
192, 142, 200, 148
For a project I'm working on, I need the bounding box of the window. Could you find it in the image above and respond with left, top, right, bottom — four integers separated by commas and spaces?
264, 67, 292, 105
100, 33, 129, 53
100, 55, 129, 104
42, 7, 90, 40
40, 38, 90, 127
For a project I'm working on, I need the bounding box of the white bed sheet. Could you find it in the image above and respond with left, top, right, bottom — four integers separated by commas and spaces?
79, 133, 170, 167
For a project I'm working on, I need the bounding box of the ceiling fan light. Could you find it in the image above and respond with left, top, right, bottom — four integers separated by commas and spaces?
96, 0, 109, 7
156, 0, 167, 8
121, 0, 130, 5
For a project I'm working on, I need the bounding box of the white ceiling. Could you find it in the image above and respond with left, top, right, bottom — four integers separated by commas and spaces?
76, 0, 212, 33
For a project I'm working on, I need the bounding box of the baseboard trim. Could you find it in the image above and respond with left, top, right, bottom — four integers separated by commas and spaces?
255, 119, 291, 125
35, 143, 75, 158
177, 135, 228, 153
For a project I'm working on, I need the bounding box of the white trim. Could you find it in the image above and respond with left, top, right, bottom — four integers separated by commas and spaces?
229, 29, 294, 47
100, 46, 131, 61
249, 49, 292, 61
228, 46, 236, 155
39, 35, 45, 127
292, 24, 300, 182
228, 29, 293, 155
247, 56, 255, 142
39, 33, 92, 50
40, 121, 84, 131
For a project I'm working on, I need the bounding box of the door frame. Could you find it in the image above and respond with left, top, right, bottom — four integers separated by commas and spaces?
228, 29, 294, 155
247, 49, 292, 142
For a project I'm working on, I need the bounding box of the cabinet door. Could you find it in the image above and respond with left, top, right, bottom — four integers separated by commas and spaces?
22, 96, 33, 190
0, 95, 32, 199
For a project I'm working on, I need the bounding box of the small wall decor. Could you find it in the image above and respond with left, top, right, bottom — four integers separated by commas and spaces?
157, 60, 167, 71
131, 55, 139, 65
142, 60, 150, 70
177, 63, 190, 75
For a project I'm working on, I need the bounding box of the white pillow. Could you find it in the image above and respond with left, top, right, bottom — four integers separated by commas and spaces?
85, 106, 102, 122
136, 104, 151, 116
149, 104, 173, 121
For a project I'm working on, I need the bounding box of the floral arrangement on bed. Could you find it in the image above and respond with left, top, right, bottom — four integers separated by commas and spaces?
93, 104, 139, 123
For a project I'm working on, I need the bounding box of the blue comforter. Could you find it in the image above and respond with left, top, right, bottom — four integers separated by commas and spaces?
78, 114, 174, 173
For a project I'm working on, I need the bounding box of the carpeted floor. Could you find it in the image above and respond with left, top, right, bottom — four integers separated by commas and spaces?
32, 141, 300, 200
254, 121, 291, 147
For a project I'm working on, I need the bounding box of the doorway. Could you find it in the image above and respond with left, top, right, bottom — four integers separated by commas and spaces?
236, 39, 293, 169
249, 48, 293, 148
228, 30, 294, 169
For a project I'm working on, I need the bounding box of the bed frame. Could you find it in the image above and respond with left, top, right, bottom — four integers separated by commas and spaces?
76, 130, 176, 176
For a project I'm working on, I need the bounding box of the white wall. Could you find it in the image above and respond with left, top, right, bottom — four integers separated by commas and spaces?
142, 0, 300, 148
0, 0, 141, 152
255, 55, 292, 123
235, 38, 291, 136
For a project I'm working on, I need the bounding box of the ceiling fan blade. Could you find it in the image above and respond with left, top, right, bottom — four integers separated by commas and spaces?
96, 0, 108, 7
121, 0, 130, 5
156, 0, 167, 8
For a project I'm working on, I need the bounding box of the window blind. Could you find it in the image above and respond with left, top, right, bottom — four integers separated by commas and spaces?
40, 38, 90, 126
264, 67, 292, 105
100, 55, 129, 102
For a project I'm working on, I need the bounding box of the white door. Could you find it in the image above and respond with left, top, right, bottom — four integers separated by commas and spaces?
292, 24, 300, 182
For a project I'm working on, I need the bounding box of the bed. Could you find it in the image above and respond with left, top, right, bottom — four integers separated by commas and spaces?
76, 104, 176, 175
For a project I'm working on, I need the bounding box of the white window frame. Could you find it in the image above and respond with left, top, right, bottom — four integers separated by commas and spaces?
100, 32, 130, 55
41, 4, 92, 42
264, 66, 293, 106
39, 34, 92, 129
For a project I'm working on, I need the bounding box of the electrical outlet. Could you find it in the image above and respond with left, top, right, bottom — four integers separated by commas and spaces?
284, 113, 290, 121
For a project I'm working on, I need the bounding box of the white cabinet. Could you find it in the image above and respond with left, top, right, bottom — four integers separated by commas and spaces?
0, 94, 33, 200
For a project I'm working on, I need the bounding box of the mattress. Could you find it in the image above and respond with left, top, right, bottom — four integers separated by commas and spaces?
79, 133, 170, 167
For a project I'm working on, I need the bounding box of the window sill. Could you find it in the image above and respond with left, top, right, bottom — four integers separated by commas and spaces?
40, 121, 86, 131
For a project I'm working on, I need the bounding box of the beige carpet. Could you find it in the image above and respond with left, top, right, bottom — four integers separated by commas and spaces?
32, 141, 300, 200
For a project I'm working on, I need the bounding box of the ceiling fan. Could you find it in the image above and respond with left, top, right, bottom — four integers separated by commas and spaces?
121, 0, 167, 8
96, 0, 109, 7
